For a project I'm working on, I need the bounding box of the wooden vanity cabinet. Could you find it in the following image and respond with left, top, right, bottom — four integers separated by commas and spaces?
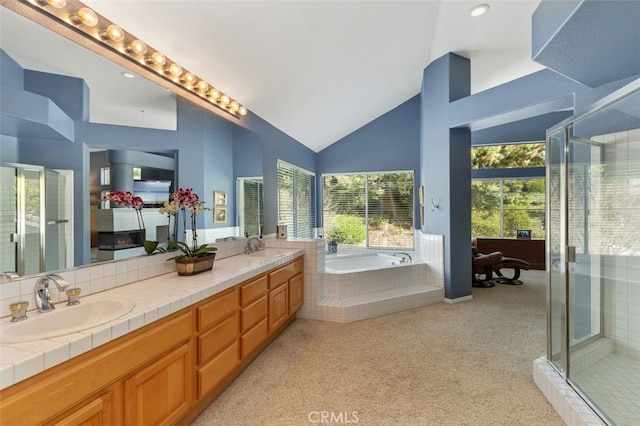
0, 255, 304, 426
0, 311, 192, 425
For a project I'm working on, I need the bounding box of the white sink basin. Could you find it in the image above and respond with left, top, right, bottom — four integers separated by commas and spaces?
1, 299, 135, 344
248, 249, 288, 258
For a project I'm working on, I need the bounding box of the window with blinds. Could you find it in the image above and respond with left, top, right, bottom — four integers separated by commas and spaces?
238, 177, 263, 237
322, 171, 414, 249
277, 160, 316, 239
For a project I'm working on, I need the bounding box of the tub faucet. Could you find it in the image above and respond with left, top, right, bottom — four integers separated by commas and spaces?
393, 252, 413, 263
245, 236, 264, 254
35, 274, 70, 313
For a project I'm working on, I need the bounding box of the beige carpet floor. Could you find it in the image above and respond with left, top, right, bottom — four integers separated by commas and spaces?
192, 270, 564, 426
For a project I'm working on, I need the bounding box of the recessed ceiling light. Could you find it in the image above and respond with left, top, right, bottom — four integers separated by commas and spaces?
121, 71, 136, 79
470, 3, 490, 17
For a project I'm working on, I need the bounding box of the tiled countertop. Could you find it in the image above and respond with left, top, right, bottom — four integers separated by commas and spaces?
0, 248, 304, 391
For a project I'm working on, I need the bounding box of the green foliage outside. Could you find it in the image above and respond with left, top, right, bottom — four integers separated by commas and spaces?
471, 143, 546, 239
326, 216, 366, 245
323, 173, 414, 248
472, 143, 545, 169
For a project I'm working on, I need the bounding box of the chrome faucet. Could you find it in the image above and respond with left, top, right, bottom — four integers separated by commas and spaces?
245, 236, 264, 254
393, 252, 413, 263
35, 274, 70, 313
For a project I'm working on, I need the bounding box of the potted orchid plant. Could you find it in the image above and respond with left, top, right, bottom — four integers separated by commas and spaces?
161, 187, 217, 275
102, 190, 164, 255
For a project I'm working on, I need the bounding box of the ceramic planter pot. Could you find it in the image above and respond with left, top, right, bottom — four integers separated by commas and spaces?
175, 253, 216, 276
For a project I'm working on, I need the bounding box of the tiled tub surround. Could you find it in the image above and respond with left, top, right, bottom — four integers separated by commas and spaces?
0, 247, 303, 391
269, 231, 445, 323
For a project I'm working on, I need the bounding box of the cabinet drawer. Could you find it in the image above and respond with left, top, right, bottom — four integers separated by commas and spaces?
198, 341, 240, 399
241, 318, 268, 359
268, 257, 303, 289
198, 288, 238, 331
241, 275, 268, 305
241, 295, 268, 333
198, 313, 239, 365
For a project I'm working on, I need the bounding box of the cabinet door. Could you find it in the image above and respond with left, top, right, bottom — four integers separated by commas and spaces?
52, 385, 121, 426
288, 272, 304, 314
269, 283, 289, 333
124, 343, 193, 426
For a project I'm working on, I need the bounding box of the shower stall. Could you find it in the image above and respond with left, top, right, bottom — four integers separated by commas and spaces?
0, 163, 73, 277
546, 79, 640, 425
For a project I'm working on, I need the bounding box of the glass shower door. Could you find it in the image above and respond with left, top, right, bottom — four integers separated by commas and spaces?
566, 138, 603, 350
0, 164, 70, 277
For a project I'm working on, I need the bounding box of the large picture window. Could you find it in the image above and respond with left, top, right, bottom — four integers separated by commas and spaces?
277, 160, 315, 239
471, 178, 545, 239
322, 171, 414, 249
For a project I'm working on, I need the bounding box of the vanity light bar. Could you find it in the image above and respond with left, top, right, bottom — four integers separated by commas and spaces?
23, 0, 248, 117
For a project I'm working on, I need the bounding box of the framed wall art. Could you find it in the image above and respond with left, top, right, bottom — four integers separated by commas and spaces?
214, 191, 227, 206
214, 207, 227, 223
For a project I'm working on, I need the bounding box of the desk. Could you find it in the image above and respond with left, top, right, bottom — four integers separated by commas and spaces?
475, 238, 545, 270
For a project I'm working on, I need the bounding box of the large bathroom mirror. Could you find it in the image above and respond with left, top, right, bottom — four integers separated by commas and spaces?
0, 4, 263, 280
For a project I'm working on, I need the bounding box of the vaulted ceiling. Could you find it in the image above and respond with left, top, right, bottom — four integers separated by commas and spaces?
82, 1, 545, 152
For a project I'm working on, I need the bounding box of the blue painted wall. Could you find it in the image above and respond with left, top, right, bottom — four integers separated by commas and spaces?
532, 0, 640, 87
238, 112, 317, 235
1, 49, 317, 269
420, 53, 471, 300
316, 95, 421, 227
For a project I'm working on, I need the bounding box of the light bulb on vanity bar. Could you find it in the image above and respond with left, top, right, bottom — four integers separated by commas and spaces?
195, 81, 209, 93
100, 24, 125, 42
127, 40, 147, 56
146, 51, 166, 67
207, 88, 221, 100
181, 72, 196, 85
71, 7, 98, 27
165, 63, 183, 78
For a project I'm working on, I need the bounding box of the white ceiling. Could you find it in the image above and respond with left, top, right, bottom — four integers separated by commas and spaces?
16, 0, 546, 152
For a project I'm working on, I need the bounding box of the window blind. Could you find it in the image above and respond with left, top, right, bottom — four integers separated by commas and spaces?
239, 178, 263, 237
322, 171, 414, 249
277, 160, 316, 239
